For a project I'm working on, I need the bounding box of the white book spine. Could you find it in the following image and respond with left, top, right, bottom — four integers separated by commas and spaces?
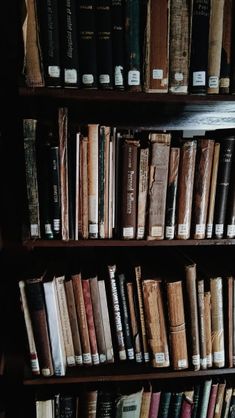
98, 280, 114, 363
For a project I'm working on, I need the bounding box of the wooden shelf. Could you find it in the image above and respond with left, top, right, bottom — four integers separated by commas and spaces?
23, 367, 235, 385
23, 238, 235, 249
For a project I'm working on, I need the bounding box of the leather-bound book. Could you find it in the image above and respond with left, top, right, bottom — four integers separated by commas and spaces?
96, 0, 113, 89
147, 133, 171, 240
165, 147, 180, 240
204, 291, 212, 368
214, 382, 226, 418
85, 390, 98, 418
111, 0, 125, 89
158, 392, 172, 418
140, 385, 152, 418
117, 274, 135, 360
97, 390, 115, 417
185, 264, 200, 371
210, 277, 225, 367
135, 266, 150, 362
120, 137, 139, 239
82, 278, 100, 365
219, 0, 233, 93
25, 275, 54, 376
192, 139, 215, 239
89, 276, 107, 363
136, 146, 149, 239
166, 280, 188, 370
144, 0, 169, 92
148, 391, 161, 418
225, 158, 235, 238
142, 279, 169, 367
189, 0, 210, 94
191, 384, 201, 418
59, 0, 80, 87
180, 391, 194, 418
176, 139, 197, 239
207, 383, 219, 418
206, 142, 220, 238
197, 279, 207, 369
78, 0, 98, 88
169, 392, 183, 418
222, 387, 233, 418
213, 134, 235, 238
125, 0, 142, 91
126, 282, 143, 363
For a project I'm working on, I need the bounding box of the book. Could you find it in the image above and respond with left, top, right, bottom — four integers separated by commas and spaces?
82, 278, 100, 365
136, 146, 149, 239
210, 277, 225, 367
197, 279, 207, 370
125, 0, 142, 91
111, 0, 125, 89
148, 391, 161, 418
219, 0, 233, 93
206, 142, 221, 238
85, 390, 98, 418
89, 276, 107, 363
139, 385, 152, 418
170, 392, 183, 418
214, 382, 226, 418
165, 147, 180, 239
117, 274, 135, 360
116, 388, 143, 417
204, 291, 212, 368
135, 266, 150, 362
158, 391, 172, 418
98, 279, 114, 363
197, 379, 212, 418
88, 124, 99, 238
224, 276, 233, 367
126, 281, 143, 363
96, 0, 113, 89
207, 383, 218, 418
58, 107, 69, 241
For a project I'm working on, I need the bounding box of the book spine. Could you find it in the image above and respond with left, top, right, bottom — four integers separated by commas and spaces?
139, 389, 152, 417
111, 0, 125, 89
198, 279, 207, 369
89, 276, 107, 363
125, 0, 142, 91
214, 135, 235, 238
82, 279, 100, 365
85, 390, 98, 418
58, 107, 69, 241
126, 282, 143, 363
18, 280, 40, 375
206, 142, 220, 238
120, 138, 139, 239
204, 291, 212, 368
185, 264, 200, 370
117, 274, 135, 360
192, 139, 215, 239
222, 387, 233, 418
165, 147, 180, 239
158, 392, 172, 418
96, 0, 113, 89
136, 147, 149, 239
170, 392, 183, 418
180, 393, 194, 418
50, 146, 61, 238
116, 388, 143, 417
148, 392, 161, 418
226, 158, 235, 238
197, 379, 212, 418
98, 280, 114, 363
88, 124, 99, 238
207, 383, 218, 418
135, 266, 150, 362
210, 277, 225, 367
107, 265, 127, 360
219, 0, 233, 93
81, 135, 89, 239
214, 383, 226, 418
166, 281, 188, 370
147, 133, 171, 240
176, 139, 197, 239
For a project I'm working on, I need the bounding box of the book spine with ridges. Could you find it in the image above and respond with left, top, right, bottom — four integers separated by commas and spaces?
50, 145, 61, 238
125, 0, 142, 91
85, 390, 98, 418
170, 392, 183, 418
166, 281, 188, 370
144, 0, 169, 92
210, 277, 225, 367
18, 280, 40, 375
185, 264, 200, 370
142, 279, 169, 367
89, 276, 107, 363
117, 274, 135, 360
135, 266, 150, 362
193, 139, 215, 239
158, 392, 172, 418
96, 0, 113, 89
107, 265, 127, 360
88, 124, 99, 238
98, 280, 114, 362
126, 282, 143, 363
214, 135, 235, 238
204, 291, 212, 368
197, 279, 207, 369
82, 279, 100, 365
120, 138, 139, 239
58, 107, 69, 241
136, 147, 149, 239
165, 147, 180, 239
147, 133, 171, 240
206, 142, 220, 238
219, 0, 233, 93
189, 0, 210, 94
139, 389, 152, 417
111, 0, 125, 89
176, 139, 197, 239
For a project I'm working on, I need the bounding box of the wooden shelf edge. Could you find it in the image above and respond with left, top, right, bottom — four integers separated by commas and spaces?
23, 368, 235, 385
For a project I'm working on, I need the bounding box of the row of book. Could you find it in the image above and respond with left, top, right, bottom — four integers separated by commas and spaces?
34, 380, 235, 418
22, 0, 235, 94
19, 260, 235, 377
23, 114, 235, 241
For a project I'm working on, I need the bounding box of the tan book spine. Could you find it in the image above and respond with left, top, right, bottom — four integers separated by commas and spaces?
140, 387, 152, 418
193, 139, 215, 239
166, 281, 188, 370
207, 0, 225, 94
58, 107, 69, 241
184, 264, 200, 370
198, 279, 207, 369
214, 382, 226, 418
98, 280, 114, 363
225, 276, 233, 368
135, 266, 150, 362
22, 0, 44, 86
144, 0, 169, 92
165, 147, 180, 239
88, 124, 99, 238
210, 277, 225, 367
81, 135, 89, 239
82, 279, 100, 365
136, 147, 149, 239
176, 140, 197, 239
204, 291, 212, 368
142, 279, 169, 367
72, 273, 92, 365
126, 282, 143, 363
147, 133, 171, 240
89, 276, 107, 363
206, 142, 220, 238
223, 387, 233, 418
64, 278, 83, 365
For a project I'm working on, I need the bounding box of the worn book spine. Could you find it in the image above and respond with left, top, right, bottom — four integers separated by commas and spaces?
219, 0, 233, 93
140, 387, 152, 418
55, 275, 76, 367
72, 273, 92, 365
176, 140, 197, 239
82, 278, 100, 365
96, 0, 113, 89
89, 276, 107, 363
180, 392, 194, 418
50, 145, 61, 238
64, 278, 83, 365
149, 392, 161, 418
166, 281, 188, 370
206, 383, 218, 418
88, 124, 99, 238
23, 119, 41, 239
170, 392, 183, 418
147, 133, 171, 240
59, 0, 79, 87
214, 382, 226, 418
58, 108, 69, 241
142, 279, 170, 367
169, 0, 191, 93
135, 266, 150, 362
120, 138, 139, 239
206, 142, 220, 238
144, 0, 169, 92
126, 282, 143, 363
136, 147, 149, 239
98, 126, 110, 239
222, 387, 233, 418
98, 280, 114, 363
97, 390, 115, 417
125, 0, 142, 91
210, 277, 225, 367
18, 280, 40, 375
198, 279, 207, 369
189, 0, 210, 94
204, 291, 212, 368
22, 0, 44, 86
197, 379, 212, 418
193, 139, 215, 239
158, 392, 172, 418
192, 384, 201, 418
111, 0, 125, 89
165, 147, 180, 239
85, 390, 98, 418
117, 274, 135, 360
78, 0, 98, 88
185, 264, 200, 370
226, 157, 235, 238
25, 276, 54, 376
107, 265, 126, 360
214, 135, 235, 238
81, 135, 89, 239
225, 276, 233, 367
207, 0, 225, 94
116, 388, 143, 417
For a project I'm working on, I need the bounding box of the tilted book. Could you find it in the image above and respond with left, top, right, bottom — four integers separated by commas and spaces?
116, 388, 143, 418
